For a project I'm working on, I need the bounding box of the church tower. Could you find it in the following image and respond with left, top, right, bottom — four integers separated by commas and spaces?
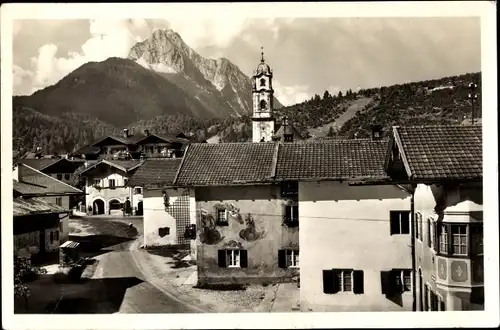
251, 48, 275, 142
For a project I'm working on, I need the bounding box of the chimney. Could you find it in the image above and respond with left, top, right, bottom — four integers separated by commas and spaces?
123, 128, 129, 138
371, 124, 383, 140
144, 129, 150, 136
130, 127, 135, 136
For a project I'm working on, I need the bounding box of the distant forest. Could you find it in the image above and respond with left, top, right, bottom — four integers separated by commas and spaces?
13, 72, 481, 156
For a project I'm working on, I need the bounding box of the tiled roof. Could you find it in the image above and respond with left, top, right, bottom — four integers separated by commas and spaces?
175, 142, 278, 186
17, 158, 59, 170
71, 145, 101, 155
13, 180, 48, 195
127, 159, 182, 188
92, 134, 146, 147
394, 125, 482, 180
275, 139, 390, 180
79, 159, 142, 176
13, 197, 68, 217
16, 164, 83, 195
134, 133, 188, 145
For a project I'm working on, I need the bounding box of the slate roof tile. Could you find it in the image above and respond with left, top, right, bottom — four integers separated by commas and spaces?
16, 164, 83, 195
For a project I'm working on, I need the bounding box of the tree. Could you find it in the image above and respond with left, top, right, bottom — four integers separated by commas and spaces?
14, 255, 47, 310
338, 90, 343, 98
327, 126, 336, 137
323, 90, 331, 100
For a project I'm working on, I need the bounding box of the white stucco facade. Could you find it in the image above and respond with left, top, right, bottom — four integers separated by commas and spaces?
299, 181, 413, 312
85, 171, 135, 215
143, 188, 197, 259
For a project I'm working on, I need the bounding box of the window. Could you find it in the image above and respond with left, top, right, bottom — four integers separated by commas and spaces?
437, 222, 482, 257
390, 211, 410, 235
471, 224, 483, 255
216, 208, 228, 226
124, 178, 128, 186
55, 197, 62, 206
109, 179, 116, 189
50, 231, 54, 243
57, 174, 63, 180
134, 187, 142, 195
278, 249, 299, 268
260, 100, 267, 110
64, 174, 70, 180
393, 269, 412, 293
280, 181, 298, 197
438, 224, 448, 254
284, 204, 299, 227
260, 78, 266, 87
427, 218, 435, 249
452, 224, 468, 255
93, 179, 100, 186
218, 249, 248, 268
415, 212, 422, 241
323, 269, 364, 294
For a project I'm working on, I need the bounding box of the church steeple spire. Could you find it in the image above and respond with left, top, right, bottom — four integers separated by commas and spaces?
251, 48, 274, 143
261, 46, 265, 63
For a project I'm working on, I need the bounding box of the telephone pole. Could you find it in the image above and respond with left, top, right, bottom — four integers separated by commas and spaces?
468, 82, 478, 125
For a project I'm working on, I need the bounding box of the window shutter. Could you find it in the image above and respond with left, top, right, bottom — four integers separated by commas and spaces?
218, 250, 226, 268
240, 250, 248, 268
284, 205, 291, 222
381, 271, 391, 295
278, 249, 287, 268
293, 205, 299, 219
323, 270, 336, 294
389, 212, 398, 235
353, 270, 364, 294
401, 212, 410, 234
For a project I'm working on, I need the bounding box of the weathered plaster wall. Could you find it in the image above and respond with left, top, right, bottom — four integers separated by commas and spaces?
414, 183, 483, 311
143, 188, 195, 249
195, 185, 299, 285
299, 181, 412, 312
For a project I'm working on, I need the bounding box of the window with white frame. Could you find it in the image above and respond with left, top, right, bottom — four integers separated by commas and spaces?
335, 270, 353, 292
438, 224, 448, 254
216, 208, 228, 225
226, 249, 240, 267
109, 179, 116, 189
390, 211, 410, 235
93, 179, 101, 186
451, 224, 468, 255
134, 187, 142, 195
284, 204, 299, 227
287, 249, 299, 268
218, 249, 248, 268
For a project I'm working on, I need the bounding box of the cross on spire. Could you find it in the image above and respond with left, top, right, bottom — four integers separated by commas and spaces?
260, 46, 265, 62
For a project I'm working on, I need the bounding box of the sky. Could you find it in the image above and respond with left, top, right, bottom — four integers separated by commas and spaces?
12, 17, 481, 106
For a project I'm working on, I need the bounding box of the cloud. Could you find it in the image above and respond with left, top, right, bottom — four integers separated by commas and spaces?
273, 80, 311, 106
13, 64, 34, 95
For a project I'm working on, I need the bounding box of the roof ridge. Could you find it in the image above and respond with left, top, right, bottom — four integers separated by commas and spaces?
18, 163, 83, 193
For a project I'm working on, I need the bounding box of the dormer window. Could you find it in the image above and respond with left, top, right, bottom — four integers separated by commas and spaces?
260, 78, 266, 87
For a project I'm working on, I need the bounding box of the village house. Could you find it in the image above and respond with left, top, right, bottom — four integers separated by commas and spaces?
125, 158, 195, 254
78, 159, 143, 216
385, 125, 483, 311
70, 129, 189, 161
18, 157, 85, 186
13, 163, 84, 259
13, 195, 71, 263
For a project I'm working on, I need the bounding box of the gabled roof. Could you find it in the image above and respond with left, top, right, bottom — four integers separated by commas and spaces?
15, 164, 83, 196
17, 158, 59, 171
127, 159, 183, 188
273, 124, 304, 140
275, 139, 390, 181
134, 133, 188, 145
391, 125, 482, 181
91, 134, 146, 147
71, 145, 101, 156
174, 142, 278, 186
78, 159, 143, 176
14, 196, 68, 217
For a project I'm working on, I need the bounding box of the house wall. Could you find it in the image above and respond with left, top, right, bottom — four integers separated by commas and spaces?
299, 181, 413, 312
414, 183, 483, 311
143, 188, 195, 249
131, 186, 144, 214
14, 231, 41, 257
40, 196, 69, 243
195, 185, 299, 285
85, 168, 132, 215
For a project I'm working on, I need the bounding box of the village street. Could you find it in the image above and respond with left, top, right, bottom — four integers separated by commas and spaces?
54, 215, 203, 313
